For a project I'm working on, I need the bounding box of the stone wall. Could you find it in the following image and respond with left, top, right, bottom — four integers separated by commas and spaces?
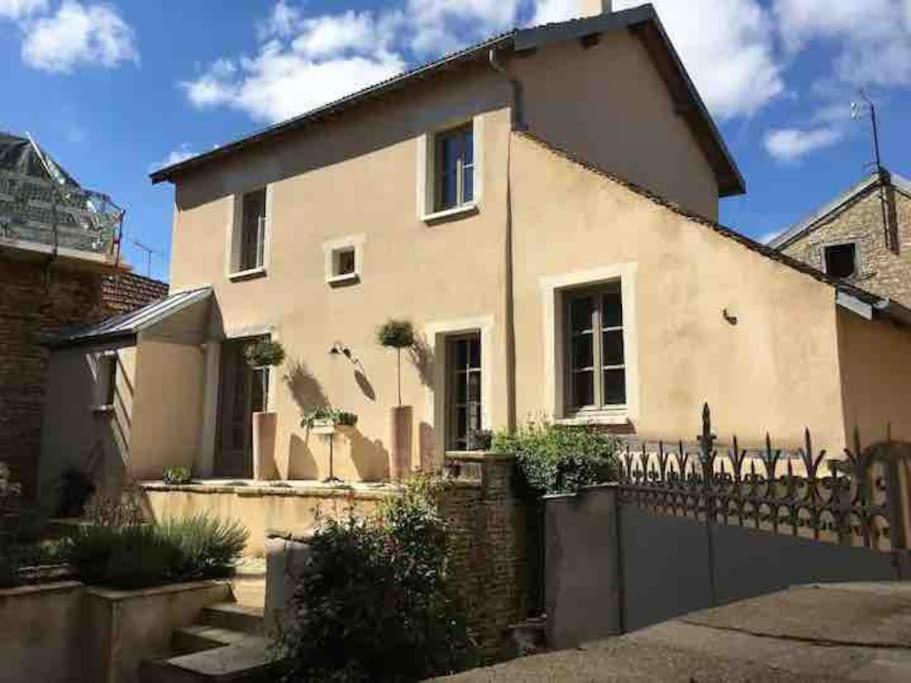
0, 258, 107, 497
780, 180, 911, 307
440, 454, 529, 660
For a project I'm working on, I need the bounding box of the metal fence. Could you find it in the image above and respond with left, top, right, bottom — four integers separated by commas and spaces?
618, 403, 906, 552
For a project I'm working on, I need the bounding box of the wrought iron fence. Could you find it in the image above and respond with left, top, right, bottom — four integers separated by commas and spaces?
618, 404, 905, 552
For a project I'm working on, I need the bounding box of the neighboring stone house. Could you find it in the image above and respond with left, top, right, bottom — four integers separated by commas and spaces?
770, 170, 911, 307
0, 132, 166, 496
38, 2, 911, 503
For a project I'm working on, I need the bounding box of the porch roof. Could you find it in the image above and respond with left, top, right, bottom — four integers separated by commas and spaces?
49, 286, 211, 349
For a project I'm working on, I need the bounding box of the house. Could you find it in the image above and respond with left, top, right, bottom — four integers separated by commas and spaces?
769, 169, 911, 308
38, 2, 911, 505
0, 131, 167, 497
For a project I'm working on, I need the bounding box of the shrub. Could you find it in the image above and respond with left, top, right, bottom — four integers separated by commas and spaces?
279, 477, 475, 682
66, 513, 248, 589
492, 420, 620, 495
163, 466, 192, 486
83, 486, 145, 528
244, 339, 286, 368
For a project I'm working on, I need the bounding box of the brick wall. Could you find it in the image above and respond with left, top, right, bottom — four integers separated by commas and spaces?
440, 454, 529, 660
0, 257, 109, 497
780, 181, 911, 307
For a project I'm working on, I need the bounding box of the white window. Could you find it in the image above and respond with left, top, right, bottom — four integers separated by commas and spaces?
565, 283, 626, 412
95, 352, 117, 410
418, 117, 482, 221
323, 234, 364, 285
229, 187, 269, 278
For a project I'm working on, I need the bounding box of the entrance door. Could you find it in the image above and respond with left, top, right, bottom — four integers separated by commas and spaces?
214, 337, 266, 478
446, 333, 482, 451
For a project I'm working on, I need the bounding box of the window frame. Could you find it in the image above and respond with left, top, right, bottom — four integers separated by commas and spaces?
822, 241, 858, 279
446, 332, 483, 452
227, 185, 271, 280
93, 351, 118, 411
563, 283, 627, 415
434, 123, 474, 213
418, 116, 482, 223
323, 233, 365, 286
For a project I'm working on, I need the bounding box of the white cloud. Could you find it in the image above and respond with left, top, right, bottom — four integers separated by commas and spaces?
530, 0, 578, 25
763, 126, 843, 162
21, 1, 137, 73
183, 10, 405, 124
0, 0, 46, 19
614, 0, 784, 120
150, 144, 196, 172
406, 0, 521, 55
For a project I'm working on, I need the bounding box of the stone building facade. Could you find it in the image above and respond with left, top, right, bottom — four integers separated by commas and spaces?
770, 171, 911, 308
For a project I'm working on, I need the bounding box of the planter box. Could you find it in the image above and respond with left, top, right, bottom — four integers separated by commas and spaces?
83, 580, 231, 683
310, 418, 336, 436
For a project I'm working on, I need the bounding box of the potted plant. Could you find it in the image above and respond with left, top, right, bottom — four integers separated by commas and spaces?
302, 408, 358, 482
244, 338, 286, 481
376, 319, 415, 480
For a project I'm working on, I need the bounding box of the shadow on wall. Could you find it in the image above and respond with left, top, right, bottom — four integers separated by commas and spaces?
347, 428, 390, 482
284, 360, 330, 413
409, 333, 435, 388
288, 433, 318, 480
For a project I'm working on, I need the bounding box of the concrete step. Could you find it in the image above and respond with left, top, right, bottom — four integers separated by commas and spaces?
139, 636, 277, 683
198, 603, 264, 635
172, 625, 250, 656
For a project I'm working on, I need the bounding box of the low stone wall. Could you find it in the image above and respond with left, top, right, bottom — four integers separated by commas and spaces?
441, 454, 529, 660
0, 579, 229, 683
141, 481, 394, 555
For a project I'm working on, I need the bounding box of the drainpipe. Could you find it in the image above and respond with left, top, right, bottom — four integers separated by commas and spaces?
487, 47, 521, 432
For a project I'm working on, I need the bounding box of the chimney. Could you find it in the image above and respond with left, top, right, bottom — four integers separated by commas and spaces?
580, 0, 612, 16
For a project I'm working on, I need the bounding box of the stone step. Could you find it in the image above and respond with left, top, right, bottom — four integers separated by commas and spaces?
172, 624, 250, 655
138, 636, 277, 683
198, 602, 264, 635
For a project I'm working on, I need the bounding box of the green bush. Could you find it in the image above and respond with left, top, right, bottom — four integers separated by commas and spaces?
492, 420, 620, 495
66, 513, 248, 589
279, 477, 475, 682
162, 466, 192, 486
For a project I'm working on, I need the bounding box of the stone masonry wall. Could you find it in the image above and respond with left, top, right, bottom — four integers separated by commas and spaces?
440, 454, 529, 660
780, 181, 911, 307
0, 258, 107, 497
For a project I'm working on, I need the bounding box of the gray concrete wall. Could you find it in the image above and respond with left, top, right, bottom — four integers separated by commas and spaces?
545, 486, 905, 647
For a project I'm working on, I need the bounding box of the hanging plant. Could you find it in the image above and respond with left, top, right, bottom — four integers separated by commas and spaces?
376, 320, 415, 407
244, 339, 286, 368
302, 407, 358, 429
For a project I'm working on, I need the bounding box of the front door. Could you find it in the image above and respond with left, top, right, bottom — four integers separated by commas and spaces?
214, 337, 266, 478
446, 333, 482, 451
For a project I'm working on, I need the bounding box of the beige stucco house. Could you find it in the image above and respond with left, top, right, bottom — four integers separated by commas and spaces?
38, 2, 911, 502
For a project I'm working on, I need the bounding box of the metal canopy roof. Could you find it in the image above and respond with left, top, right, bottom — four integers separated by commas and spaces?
50, 286, 211, 349
150, 4, 744, 196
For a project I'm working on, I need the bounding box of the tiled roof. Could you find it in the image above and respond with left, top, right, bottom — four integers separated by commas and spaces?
100, 271, 169, 315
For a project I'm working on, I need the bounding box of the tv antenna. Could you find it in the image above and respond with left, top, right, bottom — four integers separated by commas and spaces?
132, 239, 164, 277
851, 90, 893, 251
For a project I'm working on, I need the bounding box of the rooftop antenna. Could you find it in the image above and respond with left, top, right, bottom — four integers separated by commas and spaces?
851, 90, 893, 251
131, 239, 163, 277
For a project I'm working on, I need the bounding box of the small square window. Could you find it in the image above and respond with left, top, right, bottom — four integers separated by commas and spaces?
823, 243, 856, 279
334, 247, 356, 277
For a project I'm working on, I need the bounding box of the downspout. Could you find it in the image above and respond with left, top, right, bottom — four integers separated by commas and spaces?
487, 47, 523, 433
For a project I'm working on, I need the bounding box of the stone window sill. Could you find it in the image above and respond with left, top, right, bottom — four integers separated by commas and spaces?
422, 203, 478, 224
555, 412, 630, 427
228, 267, 267, 282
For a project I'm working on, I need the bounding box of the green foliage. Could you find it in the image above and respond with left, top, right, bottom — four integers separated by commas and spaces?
375, 319, 415, 349
163, 466, 192, 486
244, 339, 286, 368
66, 513, 248, 589
83, 487, 145, 528
302, 407, 358, 429
492, 421, 620, 495
279, 476, 475, 682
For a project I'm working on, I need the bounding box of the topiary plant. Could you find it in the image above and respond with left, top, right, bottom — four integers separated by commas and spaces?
376, 319, 415, 406
244, 339, 286, 368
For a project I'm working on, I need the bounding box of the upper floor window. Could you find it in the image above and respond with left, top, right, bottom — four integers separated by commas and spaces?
823, 243, 857, 279
435, 124, 474, 212
231, 187, 267, 275
565, 282, 626, 412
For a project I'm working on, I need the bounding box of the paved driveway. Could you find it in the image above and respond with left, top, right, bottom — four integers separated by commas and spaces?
438, 582, 911, 682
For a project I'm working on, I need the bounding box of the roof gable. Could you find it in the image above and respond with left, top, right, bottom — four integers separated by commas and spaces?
150, 4, 742, 196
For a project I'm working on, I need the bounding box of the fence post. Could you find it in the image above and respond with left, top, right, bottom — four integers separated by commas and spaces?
699, 403, 718, 606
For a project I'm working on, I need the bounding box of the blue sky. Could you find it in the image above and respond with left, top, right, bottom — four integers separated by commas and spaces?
1, 0, 909, 282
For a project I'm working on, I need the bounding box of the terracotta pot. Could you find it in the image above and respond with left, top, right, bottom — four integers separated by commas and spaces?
252, 412, 278, 480
389, 405, 413, 481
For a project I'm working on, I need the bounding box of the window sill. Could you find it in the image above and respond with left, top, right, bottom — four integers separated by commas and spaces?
556, 412, 630, 427
326, 272, 360, 287
92, 405, 115, 415
421, 203, 478, 224
228, 267, 267, 282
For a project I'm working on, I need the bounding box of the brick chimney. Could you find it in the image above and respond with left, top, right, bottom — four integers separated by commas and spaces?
580, 0, 612, 16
